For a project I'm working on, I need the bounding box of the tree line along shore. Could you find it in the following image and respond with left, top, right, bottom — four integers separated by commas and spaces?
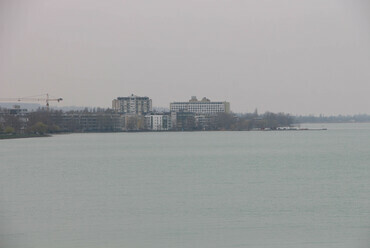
2, 107, 369, 139
1, 108, 294, 137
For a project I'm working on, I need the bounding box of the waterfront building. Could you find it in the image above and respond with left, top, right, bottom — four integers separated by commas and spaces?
61, 113, 124, 132
145, 113, 172, 131
122, 113, 145, 131
170, 96, 230, 115
194, 114, 213, 130
170, 96, 231, 130
171, 111, 196, 131
0, 105, 29, 133
0, 105, 28, 116
112, 94, 152, 114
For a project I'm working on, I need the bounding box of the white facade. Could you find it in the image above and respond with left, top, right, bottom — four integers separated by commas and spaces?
145, 114, 172, 131
170, 96, 230, 114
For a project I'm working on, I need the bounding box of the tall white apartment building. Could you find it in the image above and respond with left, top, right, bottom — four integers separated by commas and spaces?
112, 94, 152, 114
170, 96, 230, 114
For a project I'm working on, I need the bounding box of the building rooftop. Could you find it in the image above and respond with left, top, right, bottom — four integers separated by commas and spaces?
172, 96, 226, 104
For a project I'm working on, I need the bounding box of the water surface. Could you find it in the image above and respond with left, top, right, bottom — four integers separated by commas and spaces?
1, 123, 370, 248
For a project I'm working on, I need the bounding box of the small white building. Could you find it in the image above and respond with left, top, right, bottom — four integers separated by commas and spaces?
145, 114, 172, 131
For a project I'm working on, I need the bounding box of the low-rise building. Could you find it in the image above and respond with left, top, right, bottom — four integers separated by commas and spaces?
171, 111, 196, 131
0, 105, 29, 133
122, 113, 145, 131
61, 113, 124, 132
145, 113, 172, 131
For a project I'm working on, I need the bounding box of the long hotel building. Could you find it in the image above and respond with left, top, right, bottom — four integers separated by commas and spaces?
170, 96, 230, 114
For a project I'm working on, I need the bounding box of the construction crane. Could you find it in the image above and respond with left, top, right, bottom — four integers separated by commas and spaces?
0, 93, 63, 111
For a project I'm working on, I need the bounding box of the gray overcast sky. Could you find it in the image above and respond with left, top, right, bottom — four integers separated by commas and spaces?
1, 0, 370, 115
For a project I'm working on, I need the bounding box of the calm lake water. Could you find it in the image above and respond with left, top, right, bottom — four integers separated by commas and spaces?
1, 123, 370, 248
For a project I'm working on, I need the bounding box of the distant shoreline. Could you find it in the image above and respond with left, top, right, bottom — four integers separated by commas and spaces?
1, 128, 329, 140
0, 133, 50, 140
8, 123, 370, 139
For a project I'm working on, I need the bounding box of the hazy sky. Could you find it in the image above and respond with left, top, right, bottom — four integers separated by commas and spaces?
1, 0, 370, 115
